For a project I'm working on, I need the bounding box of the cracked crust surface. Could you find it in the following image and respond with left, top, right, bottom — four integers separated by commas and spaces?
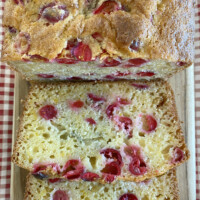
2, 0, 194, 63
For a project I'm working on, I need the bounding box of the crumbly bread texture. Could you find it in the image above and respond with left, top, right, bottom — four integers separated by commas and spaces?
2, 0, 194, 81
12, 81, 189, 183
24, 170, 179, 200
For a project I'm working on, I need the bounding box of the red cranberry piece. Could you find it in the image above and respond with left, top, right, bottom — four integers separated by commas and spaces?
92, 32, 103, 42
125, 58, 148, 67
124, 145, 140, 158
131, 83, 149, 89
100, 148, 123, 166
114, 116, 133, 137
39, 105, 57, 120
49, 178, 61, 183
14, 32, 30, 54
30, 55, 49, 62
176, 61, 186, 67
140, 115, 157, 133
85, 118, 96, 125
53, 190, 69, 200
81, 172, 100, 181
119, 193, 138, 200
63, 159, 84, 180
66, 77, 82, 81
69, 100, 84, 110
172, 147, 184, 163
102, 174, 116, 183
104, 75, 116, 80
71, 42, 92, 61
101, 161, 121, 177
116, 97, 131, 105
66, 39, 78, 50
88, 93, 106, 103
106, 103, 118, 119
13, 0, 24, 5
8, 27, 17, 34
54, 58, 78, 64
113, 71, 131, 77
129, 40, 140, 51
100, 57, 121, 67
136, 72, 155, 77
93, 0, 120, 14
40, 3, 69, 23
129, 157, 147, 176
37, 74, 54, 78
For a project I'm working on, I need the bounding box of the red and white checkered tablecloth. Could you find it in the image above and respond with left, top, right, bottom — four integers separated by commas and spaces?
0, 1, 200, 199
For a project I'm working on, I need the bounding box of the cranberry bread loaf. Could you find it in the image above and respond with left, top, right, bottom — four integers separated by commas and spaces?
12, 81, 189, 183
24, 170, 179, 200
2, 0, 194, 81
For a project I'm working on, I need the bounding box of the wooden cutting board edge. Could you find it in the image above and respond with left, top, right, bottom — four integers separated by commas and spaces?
10, 68, 196, 200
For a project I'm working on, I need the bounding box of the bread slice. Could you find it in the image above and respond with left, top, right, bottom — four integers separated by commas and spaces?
24, 170, 179, 200
2, 0, 194, 81
12, 81, 189, 183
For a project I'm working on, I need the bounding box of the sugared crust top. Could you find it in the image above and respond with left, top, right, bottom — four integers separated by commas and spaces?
2, 0, 194, 62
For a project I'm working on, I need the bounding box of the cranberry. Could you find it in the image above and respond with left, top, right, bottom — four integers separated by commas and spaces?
93, 0, 120, 14
92, 32, 103, 42
39, 105, 57, 120
13, 0, 24, 5
63, 160, 84, 180
114, 116, 133, 137
8, 27, 17, 34
30, 55, 49, 62
104, 75, 116, 80
172, 147, 184, 163
53, 190, 69, 200
85, 118, 96, 125
131, 83, 149, 89
113, 71, 131, 77
100, 148, 123, 166
124, 145, 140, 158
129, 40, 140, 51
54, 58, 78, 64
176, 61, 186, 66
37, 74, 55, 78
124, 58, 148, 67
116, 97, 131, 105
88, 93, 106, 103
71, 42, 92, 61
100, 57, 121, 67
14, 32, 30, 54
69, 100, 84, 110
40, 3, 69, 23
119, 193, 138, 200
101, 161, 121, 182
136, 71, 155, 77
66, 77, 82, 81
33, 172, 48, 179
106, 103, 118, 118
49, 178, 61, 183
129, 157, 147, 176
140, 114, 157, 133
81, 172, 100, 181
66, 39, 78, 50
102, 174, 116, 183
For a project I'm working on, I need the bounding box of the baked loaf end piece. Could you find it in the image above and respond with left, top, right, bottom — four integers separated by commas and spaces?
2, 0, 194, 81
12, 81, 189, 183
24, 170, 179, 200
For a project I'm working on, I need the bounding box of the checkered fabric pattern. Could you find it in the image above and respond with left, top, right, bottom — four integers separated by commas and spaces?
0, 1, 200, 200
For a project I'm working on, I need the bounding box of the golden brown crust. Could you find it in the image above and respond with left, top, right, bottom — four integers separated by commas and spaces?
2, 0, 194, 62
